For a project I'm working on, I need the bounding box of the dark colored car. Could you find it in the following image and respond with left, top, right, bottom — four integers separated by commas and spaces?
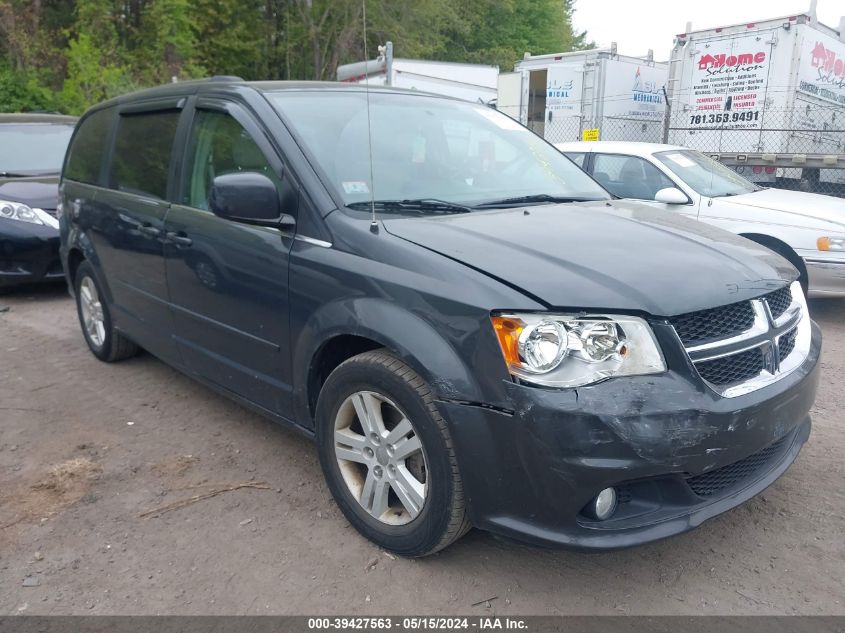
59, 80, 820, 556
1, 113, 77, 289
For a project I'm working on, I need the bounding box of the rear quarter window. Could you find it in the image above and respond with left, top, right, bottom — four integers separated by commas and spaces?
565, 152, 587, 169
64, 108, 114, 185
109, 110, 180, 199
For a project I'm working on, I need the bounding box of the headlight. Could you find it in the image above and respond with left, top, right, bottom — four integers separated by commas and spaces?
491, 313, 666, 388
818, 236, 845, 252
0, 199, 45, 226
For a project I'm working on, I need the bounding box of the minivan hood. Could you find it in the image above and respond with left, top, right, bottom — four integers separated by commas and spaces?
383, 200, 795, 316
0, 175, 60, 210
724, 188, 845, 228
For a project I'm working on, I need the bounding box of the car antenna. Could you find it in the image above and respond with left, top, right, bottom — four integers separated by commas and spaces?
362, 0, 379, 234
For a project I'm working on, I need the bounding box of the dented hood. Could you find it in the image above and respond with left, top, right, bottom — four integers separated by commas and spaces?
383, 200, 796, 317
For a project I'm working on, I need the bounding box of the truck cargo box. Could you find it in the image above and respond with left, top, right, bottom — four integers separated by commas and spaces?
338, 44, 498, 105
665, 6, 845, 185
498, 47, 669, 144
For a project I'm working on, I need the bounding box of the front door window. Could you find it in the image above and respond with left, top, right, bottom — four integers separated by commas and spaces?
182, 110, 284, 210
592, 154, 676, 201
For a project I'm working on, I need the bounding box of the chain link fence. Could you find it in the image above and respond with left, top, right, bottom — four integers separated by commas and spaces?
529, 117, 582, 144
665, 106, 845, 197
537, 116, 666, 145
523, 106, 845, 198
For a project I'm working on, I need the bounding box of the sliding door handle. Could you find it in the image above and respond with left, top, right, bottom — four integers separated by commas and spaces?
166, 231, 193, 247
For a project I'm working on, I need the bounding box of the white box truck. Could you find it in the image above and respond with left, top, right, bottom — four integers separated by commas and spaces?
497, 46, 669, 144
337, 42, 498, 105
665, 2, 845, 186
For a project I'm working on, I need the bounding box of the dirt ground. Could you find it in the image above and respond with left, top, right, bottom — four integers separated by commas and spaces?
1, 285, 843, 616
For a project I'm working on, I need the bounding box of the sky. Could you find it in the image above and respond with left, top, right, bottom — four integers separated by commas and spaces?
571, 0, 844, 61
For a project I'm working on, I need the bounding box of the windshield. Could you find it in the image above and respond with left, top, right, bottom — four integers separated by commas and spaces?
268, 91, 609, 209
655, 149, 760, 198
0, 123, 75, 175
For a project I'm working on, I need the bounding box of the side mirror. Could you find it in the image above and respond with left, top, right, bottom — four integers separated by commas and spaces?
654, 187, 689, 205
209, 172, 294, 227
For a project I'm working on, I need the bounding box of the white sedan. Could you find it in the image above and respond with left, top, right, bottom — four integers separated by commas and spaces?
556, 141, 845, 298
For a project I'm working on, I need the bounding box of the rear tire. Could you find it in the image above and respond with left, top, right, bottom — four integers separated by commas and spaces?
315, 350, 470, 556
74, 261, 138, 362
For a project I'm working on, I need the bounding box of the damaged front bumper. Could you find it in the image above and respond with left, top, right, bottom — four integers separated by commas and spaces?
439, 321, 822, 550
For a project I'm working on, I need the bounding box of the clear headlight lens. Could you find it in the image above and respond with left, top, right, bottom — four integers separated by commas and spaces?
0, 199, 45, 225
518, 320, 568, 372
491, 313, 666, 388
817, 236, 845, 252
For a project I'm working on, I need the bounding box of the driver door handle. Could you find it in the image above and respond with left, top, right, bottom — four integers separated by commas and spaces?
166, 231, 193, 247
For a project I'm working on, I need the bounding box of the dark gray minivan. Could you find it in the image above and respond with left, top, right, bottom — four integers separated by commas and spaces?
59, 79, 821, 556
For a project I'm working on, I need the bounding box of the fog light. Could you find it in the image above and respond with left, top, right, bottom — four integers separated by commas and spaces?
587, 487, 617, 521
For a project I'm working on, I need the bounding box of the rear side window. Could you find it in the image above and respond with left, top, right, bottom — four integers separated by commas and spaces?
64, 109, 113, 184
565, 152, 586, 169
109, 110, 180, 199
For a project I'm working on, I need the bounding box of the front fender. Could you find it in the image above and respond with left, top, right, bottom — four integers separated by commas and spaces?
292, 297, 484, 429
703, 209, 832, 253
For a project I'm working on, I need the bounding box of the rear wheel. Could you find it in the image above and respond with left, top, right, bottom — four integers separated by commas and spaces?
316, 350, 470, 556
74, 261, 138, 362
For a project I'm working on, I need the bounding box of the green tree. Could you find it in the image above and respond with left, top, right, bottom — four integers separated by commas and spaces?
135, 0, 204, 82
192, 0, 269, 79
57, 32, 133, 113
54, 0, 132, 113
0, 66, 53, 111
442, 0, 592, 71
0, 0, 594, 112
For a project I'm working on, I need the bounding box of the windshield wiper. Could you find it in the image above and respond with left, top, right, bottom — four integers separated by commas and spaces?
0, 171, 33, 178
347, 198, 472, 215
474, 194, 600, 208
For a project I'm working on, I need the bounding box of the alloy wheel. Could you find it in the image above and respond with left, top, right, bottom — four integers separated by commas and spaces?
333, 390, 428, 525
79, 276, 106, 349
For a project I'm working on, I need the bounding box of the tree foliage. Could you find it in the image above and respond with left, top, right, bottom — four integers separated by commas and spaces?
0, 0, 592, 114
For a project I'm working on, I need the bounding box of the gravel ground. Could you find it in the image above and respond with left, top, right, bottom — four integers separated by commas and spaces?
1, 285, 843, 616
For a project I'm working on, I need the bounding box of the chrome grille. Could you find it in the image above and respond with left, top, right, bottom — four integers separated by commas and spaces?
670, 301, 755, 347
766, 286, 792, 320
670, 282, 807, 397
696, 347, 765, 386
669, 286, 794, 347
778, 328, 798, 363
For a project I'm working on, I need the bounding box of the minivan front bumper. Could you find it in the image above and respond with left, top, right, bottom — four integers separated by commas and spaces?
439, 321, 821, 550
0, 218, 62, 288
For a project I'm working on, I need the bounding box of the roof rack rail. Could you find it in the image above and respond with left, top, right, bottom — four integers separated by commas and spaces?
208, 75, 244, 82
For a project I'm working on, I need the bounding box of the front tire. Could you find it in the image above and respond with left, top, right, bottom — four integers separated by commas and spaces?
316, 350, 470, 556
74, 261, 138, 362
